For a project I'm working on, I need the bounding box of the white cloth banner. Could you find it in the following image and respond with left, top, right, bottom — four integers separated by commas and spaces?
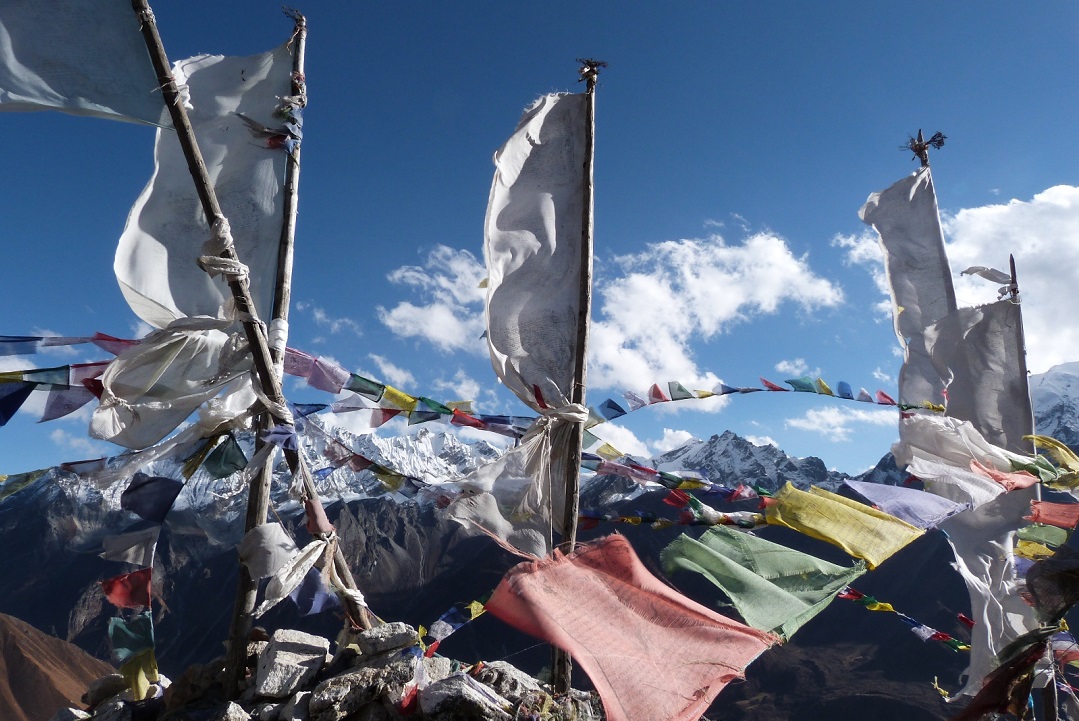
90, 318, 252, 449
923, 299, 1033, 454
484, 93, 588, 412
100, 526, 160, 568
860, 167, 957, 407
0, 0, 165, 124
238, 522, 299, 580
115, 44, 292, 328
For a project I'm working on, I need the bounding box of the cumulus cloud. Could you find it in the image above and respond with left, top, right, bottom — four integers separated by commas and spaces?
49, 428, 107, 456
649, 428, 696, 454
831, 230, 893, 319
745, 434, 778, 448
784, 406, 896, 442
872, 367, 892, 383
590, 422, 650, 458
775, 358, 817, 377
942, 185, 1079, 373
589, 232, 843, 393
368, 354, 415, 387
377, 246, 486, 354
295, 301, 363, 337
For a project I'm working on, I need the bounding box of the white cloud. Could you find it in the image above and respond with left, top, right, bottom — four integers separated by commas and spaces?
377, 246, 486, 354
589, 232, 843, 392
367, 354, 415, 387
784, 406, 896, 442
49, 428, 107, 456
589, 422, 650, 458
775, 358, 817, 377
295, 301, 363, 336
745, 434, 778, 447
831, 230, 893, 320
872, 367, 892, 383
649, 428, 696, 454
942, 185, 1079, 373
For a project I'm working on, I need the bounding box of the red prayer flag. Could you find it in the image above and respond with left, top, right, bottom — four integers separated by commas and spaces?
450, 409, 486, 429
647, 383, 670, 404
101, 567, 152, 609
1026, 500, 1079, 529
875, 390, 897, 405
760, 377, 789, 392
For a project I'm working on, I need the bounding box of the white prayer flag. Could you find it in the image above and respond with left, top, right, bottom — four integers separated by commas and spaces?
100, 526, 160, 568
115, 44, 293, 328
0, 0, 165, 124
860, 167, 957, 407
484, 93, 588, 412
923, 299, 1033, 454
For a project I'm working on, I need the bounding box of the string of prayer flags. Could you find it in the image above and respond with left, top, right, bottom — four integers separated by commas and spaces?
662, 525, 866, 640
950, 632, 1050, 721
120, 473, 184, 524
837, 587, 970, 652
578, 509, 677, 532
764, 482, 923, 569
1026, 501, 1079, 530
485, 534, 777, 721
842, 479, 964, 529
419, 600, 487, 657
0, 381, 36, 426
101, 568, 153, 609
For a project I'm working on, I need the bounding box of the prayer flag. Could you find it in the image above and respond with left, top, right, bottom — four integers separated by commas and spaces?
101, 567, 152, 609
0, 469, 47, 502
108, 611, 155, 665
203, 434, 248, 479
860, 166, 957, 408
667, 381, 694, 401
381, 385, 418, 412
120, 650, 159, 702
0, 336, 41, 356
597, 398, 627, 420
1026, 501, 1079, 530
816, 378, 834, 396
484, 92, 588, 413
486, 534, 776, 721
1016, 524, 1068, 548
662, 525, 865, 640
283, 347, 316, 378
836, 381, 854, 399
856, 388, 874, 402
622, 391, 648, 410
0, 1, 164, 124
875, 390, 897, 405
345, 374, 385, 402
288, 566, 341, 617
764, 482, 923, 569
843, 479, 964, 529
238, 523, 299, 580
648, 383, 670, 404
120, 472, 183, 523
308, 356, 351, 394
115, 43, 294, 327
100, 527, 160, 568
785, 377, 817, 393
0, 381, 36, 426
760, 377, 788, 392
450, 409, 486, 429
1026, 545, 1079, 623
39, 384, 95, 423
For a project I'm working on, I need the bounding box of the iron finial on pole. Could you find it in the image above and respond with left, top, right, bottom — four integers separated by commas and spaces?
903, 129, 946, 167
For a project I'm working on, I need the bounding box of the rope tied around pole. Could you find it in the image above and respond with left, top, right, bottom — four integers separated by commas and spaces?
902, 130, 946, 167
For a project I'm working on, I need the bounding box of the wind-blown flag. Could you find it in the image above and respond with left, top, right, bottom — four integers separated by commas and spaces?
0, 1, 165, 124
484, 92, 588, 413
486, 534, 775, 721
922, 299, 1033, 454
860, 166, 957, 408
662, 525, 866, 640
115, 43, 293, 328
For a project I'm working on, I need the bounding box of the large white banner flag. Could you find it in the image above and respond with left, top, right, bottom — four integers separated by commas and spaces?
115, 44, 292, 328
0, 0, 164, 124
860, 167, 957, 408
484, 93, 588, 412
923, 299, 1033, 454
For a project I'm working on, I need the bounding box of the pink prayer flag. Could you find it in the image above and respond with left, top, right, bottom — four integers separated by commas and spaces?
1026, 501, 1079, 529
283, 347, 316, 378
875, 390, 897, 405
308, 356, 351, 393
648, 383, 670, 403
486, 534, 776, 721
760, 377, 788, 392
70, 362, 109, 385
970, 459, 1039, 492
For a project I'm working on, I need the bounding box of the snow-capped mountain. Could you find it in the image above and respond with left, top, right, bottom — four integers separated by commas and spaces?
1031, 361, 1079, 446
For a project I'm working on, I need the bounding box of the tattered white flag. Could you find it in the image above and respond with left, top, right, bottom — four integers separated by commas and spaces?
0, 0, 165, 124
115, 44, 293, 328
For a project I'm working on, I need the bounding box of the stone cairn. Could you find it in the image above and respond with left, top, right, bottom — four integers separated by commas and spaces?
49, 622, 603, 721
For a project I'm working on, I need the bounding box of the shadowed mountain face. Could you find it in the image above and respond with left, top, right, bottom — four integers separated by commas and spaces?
0, 362, 1075, 720
0, 613, 113, 721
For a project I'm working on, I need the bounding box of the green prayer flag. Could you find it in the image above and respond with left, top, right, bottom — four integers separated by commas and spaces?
785, 376, 819, 393
1017, 523, 1069, 548
346, 374, 385, 402
662, 525, 866, 640
203, 434, 248, 479
667, 381, 695, 401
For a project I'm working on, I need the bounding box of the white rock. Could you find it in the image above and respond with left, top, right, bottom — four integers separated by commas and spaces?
255, 629, 330, 699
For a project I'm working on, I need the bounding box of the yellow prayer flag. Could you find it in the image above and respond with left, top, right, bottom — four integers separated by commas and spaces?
863, 601, 895, 612
816, 378, 834, 396
595, 443, 622, 461
695, 390, 715, 399
0, 371, 24, 382
1014, 539, 1055, 561
1026, 435, 1079, 474
466, 601, 486, 620
381, 386, 418, 412
120, 649, 159, 701
765, 482, 923, 570
446, 400, 474, 413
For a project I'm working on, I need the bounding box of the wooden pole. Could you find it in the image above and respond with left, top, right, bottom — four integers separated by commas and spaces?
130, 0, 371, 696
553, 58, 602, 696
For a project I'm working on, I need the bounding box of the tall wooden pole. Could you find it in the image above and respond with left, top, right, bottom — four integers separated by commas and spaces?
130, 0, 371, 696
553, 58, 602, 696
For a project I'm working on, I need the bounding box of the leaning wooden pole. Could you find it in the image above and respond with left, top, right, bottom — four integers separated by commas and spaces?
553, 59, 601, 696
130, 0, 371, 693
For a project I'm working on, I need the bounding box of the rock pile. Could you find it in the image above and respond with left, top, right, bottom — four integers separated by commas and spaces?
49, 622, 603, 721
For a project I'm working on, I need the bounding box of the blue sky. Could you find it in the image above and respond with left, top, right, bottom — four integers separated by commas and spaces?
3, 2, 1079, 476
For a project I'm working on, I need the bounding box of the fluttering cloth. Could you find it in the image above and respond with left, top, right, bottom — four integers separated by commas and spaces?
0, 0, 165, 124
115, 44, 292, 328
486, 534, 776, 721
843, 479, 964, 529
662, 525, 865, 640
859, 166, 956, 408
764, 482, 923, 570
